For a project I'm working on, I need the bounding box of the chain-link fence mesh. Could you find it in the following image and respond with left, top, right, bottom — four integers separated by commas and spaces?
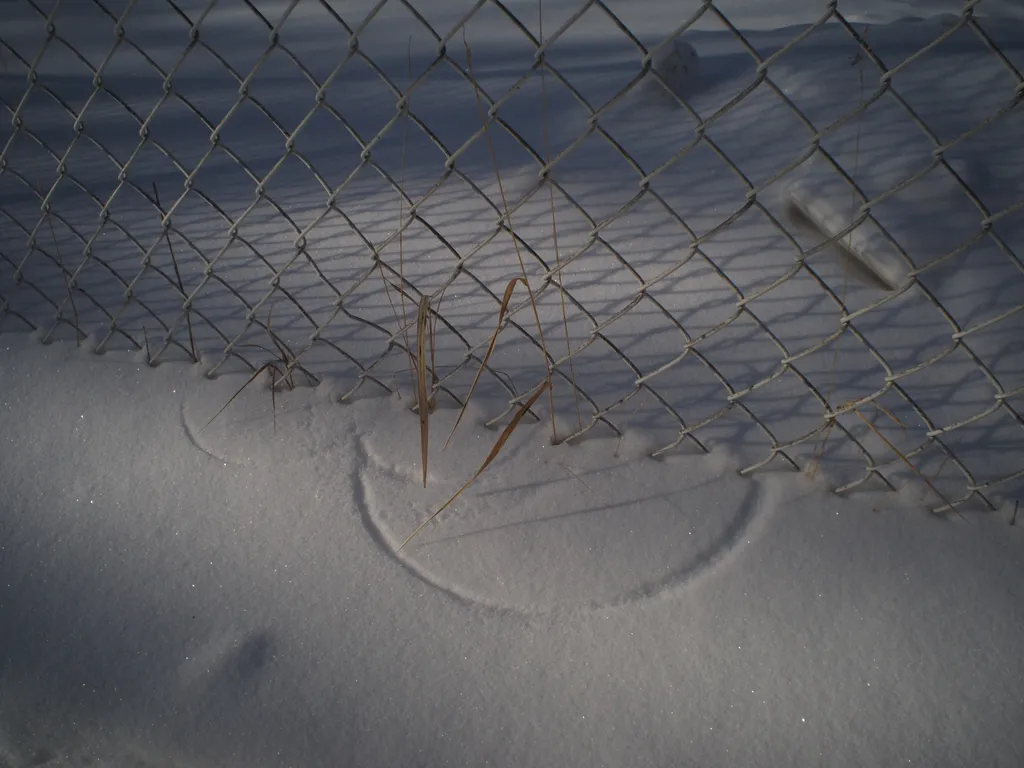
2, 0, 1022, 512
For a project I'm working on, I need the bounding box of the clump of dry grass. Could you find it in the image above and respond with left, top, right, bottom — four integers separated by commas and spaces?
397, 26, 579, 550
849, 407, 960, 518
201, 307, 315, 435
200, 17, 580, 551
398, 380, 550, 552
802, 28, 953, 515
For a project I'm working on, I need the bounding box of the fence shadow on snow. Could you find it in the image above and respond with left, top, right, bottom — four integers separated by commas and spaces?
1, 0, 1023, 513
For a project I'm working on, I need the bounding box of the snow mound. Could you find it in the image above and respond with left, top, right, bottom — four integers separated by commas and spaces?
645, 38, 700, 101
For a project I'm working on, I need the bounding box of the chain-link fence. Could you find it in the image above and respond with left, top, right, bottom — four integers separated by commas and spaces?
2, 0, 1022, 512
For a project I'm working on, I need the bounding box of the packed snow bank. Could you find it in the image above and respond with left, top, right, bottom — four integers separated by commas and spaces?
1, 333, 1022, 768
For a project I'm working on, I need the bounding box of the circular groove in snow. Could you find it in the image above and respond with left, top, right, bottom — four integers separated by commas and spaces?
183, 383, 756, 615
355, 409, 757, 615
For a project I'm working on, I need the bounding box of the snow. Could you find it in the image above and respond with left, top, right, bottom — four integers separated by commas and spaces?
786, 155, 910, 291
2, 333, 1023, 768
2, 1, 1024, 766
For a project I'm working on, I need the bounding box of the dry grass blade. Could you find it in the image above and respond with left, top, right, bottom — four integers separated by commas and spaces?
264, 306, 299, 389
38, 176, 82, 347
560, 463, 591, 491
806, 420, 834, 481
429, 287, 444, 398
808, 37, 870, 478
872, 400, 906, 431
464, 34, 557, 442
398, 380, 551, 552
398, 36, 416, 394
200, 361, 280, 433
153, 182, 197, 362
416, 295, 431, 488
851, 408, 964, 521
369, 38, 416, 398
539, 0, 582, 431
809, 400, 904, 480
201, 308, 301, 435
444, 277, 526, 450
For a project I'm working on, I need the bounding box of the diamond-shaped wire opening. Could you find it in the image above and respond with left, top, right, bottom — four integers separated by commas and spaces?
7, 86, 82, 161
490, 64, 595, 175
641, 344, 753, 440
547, 238, 639, 326
892, 343, 1002, 439
537, 1, 649, 113
392, 64, 491, 168
725, 358, 833, 447
319, 55, 407, 147
885, 16, 1021, 145
535, 130, 642, 224
456, 3, 543, 94
958, 308, 1024, 398
945, 102, 1024, 216
93, 42, 170, 119
946, 402, 1024, 504
768, 20, 868, 128
597, 89, 702, 179
706, 89, 813, 190
183, 1, 281, 75
412, 172, 514, 257
921, 227, 1024, 326
646, 130, 758, 231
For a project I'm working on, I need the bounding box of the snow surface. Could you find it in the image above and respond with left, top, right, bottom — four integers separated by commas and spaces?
2, 1, 1024, 766
2, 324, 1023, 768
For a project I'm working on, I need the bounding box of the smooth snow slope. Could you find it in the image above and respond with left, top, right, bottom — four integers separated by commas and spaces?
1, 330, 1022, 768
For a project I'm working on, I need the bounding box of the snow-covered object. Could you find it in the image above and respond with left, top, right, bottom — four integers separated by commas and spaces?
786, 158, 910, 291
647, 38, 700, 100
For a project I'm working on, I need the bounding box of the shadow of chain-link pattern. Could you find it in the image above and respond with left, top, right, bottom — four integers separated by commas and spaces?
2, 0, 1022, 513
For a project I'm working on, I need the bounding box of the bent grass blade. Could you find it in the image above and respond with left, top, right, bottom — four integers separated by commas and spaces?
398, 381, 551, 552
